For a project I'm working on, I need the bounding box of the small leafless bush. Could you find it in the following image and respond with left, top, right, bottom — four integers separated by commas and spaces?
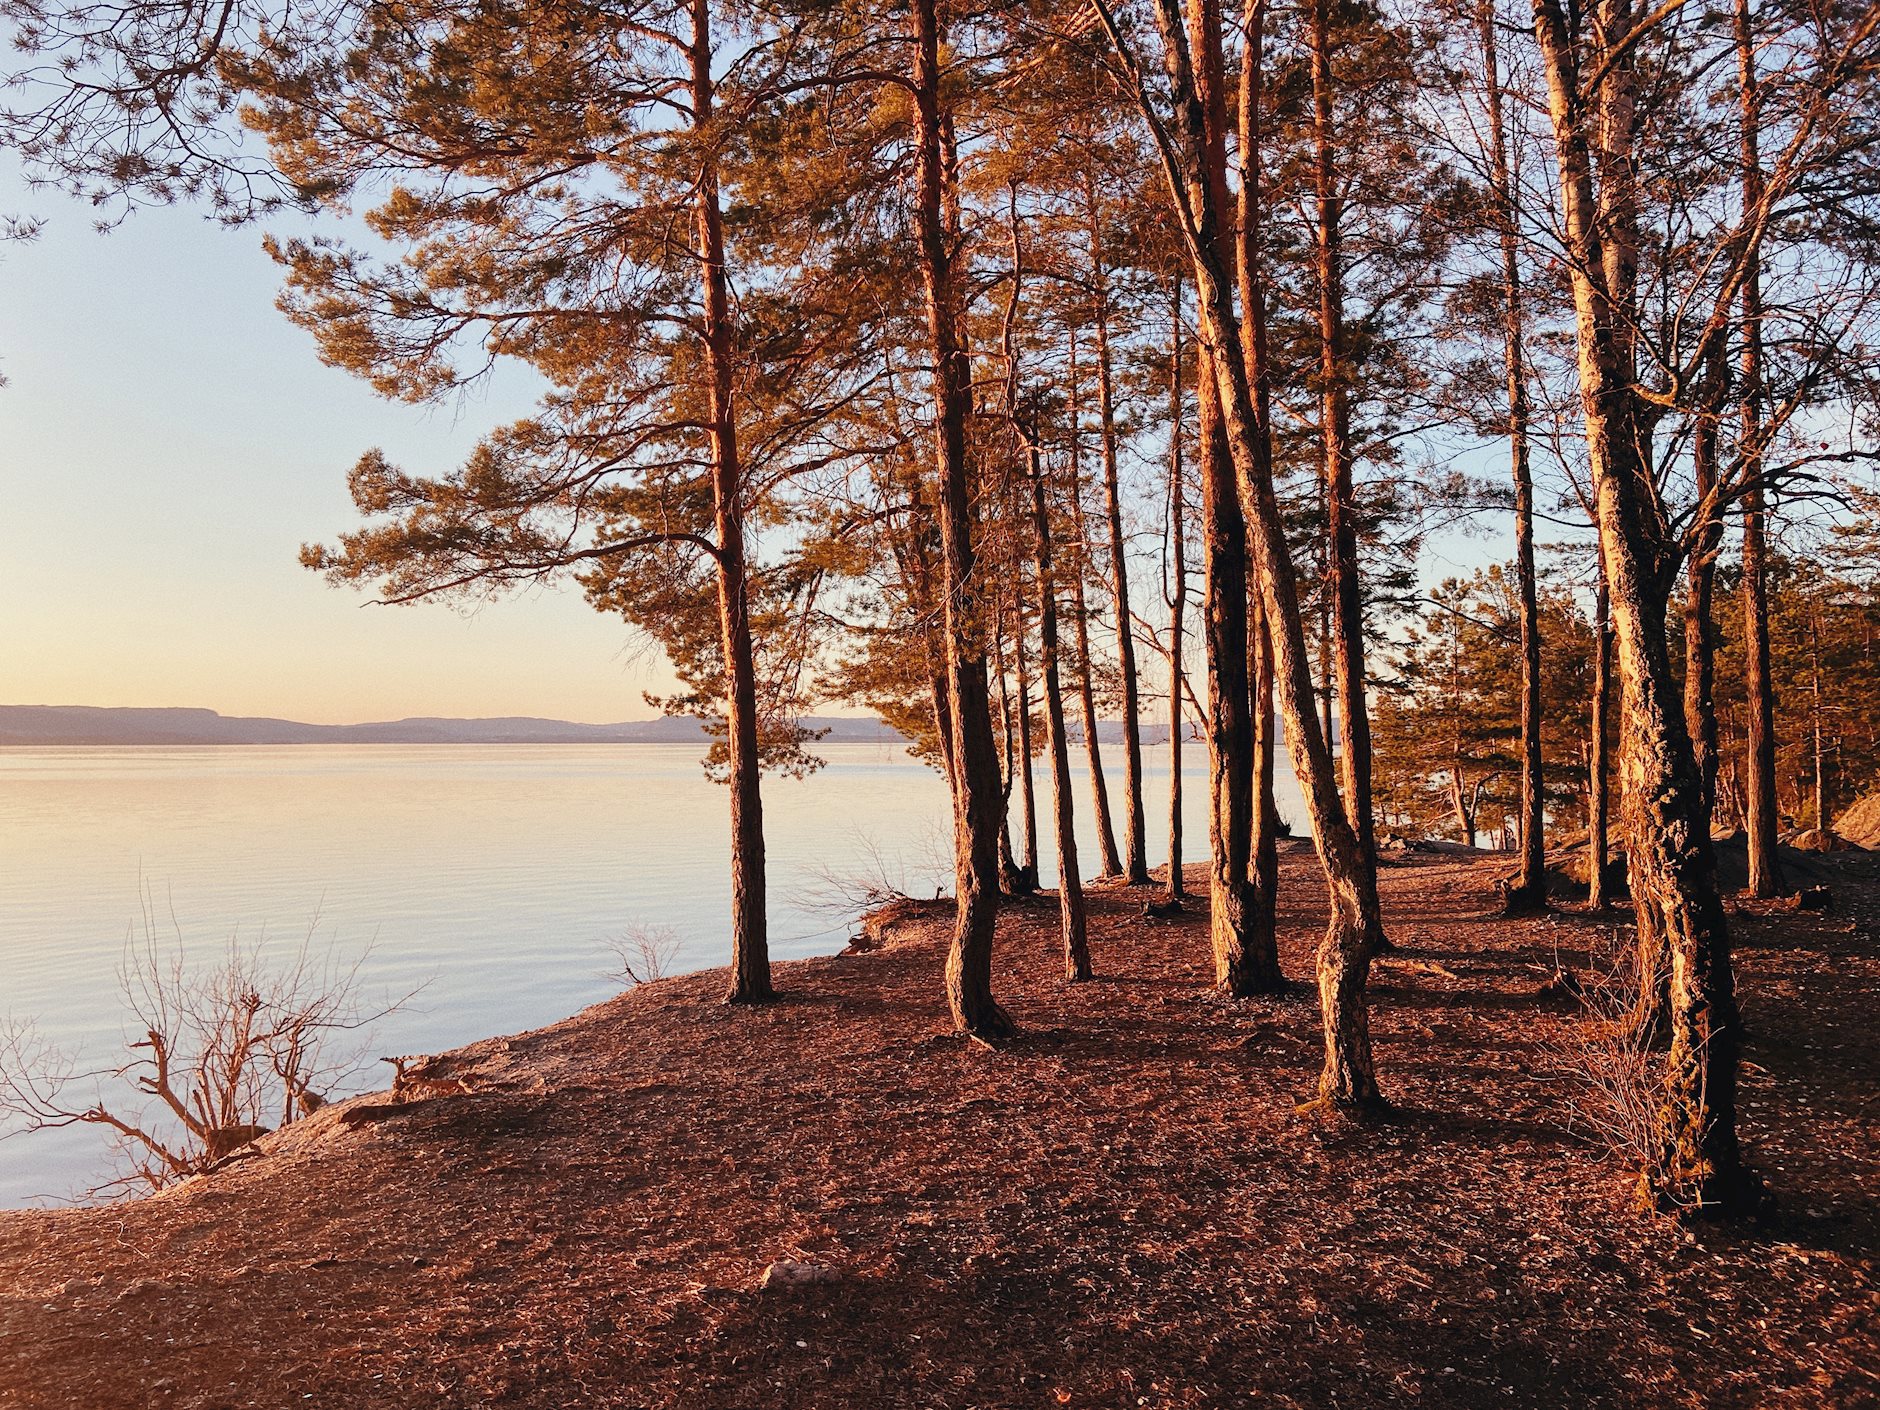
0, 894, 409, 1199
603, 923, 682, 988
802, 825, 950, 919
1547, 928, 1663, 1174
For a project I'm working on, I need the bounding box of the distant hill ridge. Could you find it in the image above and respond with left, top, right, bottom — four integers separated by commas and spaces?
0, 705, 910, 747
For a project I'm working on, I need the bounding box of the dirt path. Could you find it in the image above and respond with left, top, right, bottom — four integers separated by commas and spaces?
2, 847, 1875, 1409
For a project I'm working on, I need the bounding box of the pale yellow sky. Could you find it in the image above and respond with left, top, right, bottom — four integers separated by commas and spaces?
1, 178, 682, 725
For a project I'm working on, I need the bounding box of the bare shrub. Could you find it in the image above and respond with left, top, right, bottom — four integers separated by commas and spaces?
0, 895, 409, 1198
1547, 927, 1666, 1183
603, 923, 682, 988
801, 825, 950, 919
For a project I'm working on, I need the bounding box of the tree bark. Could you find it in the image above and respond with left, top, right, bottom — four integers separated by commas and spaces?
1736, 0, 1783, 899
1118, 0, 1386, 1103
1589, 572, 1613, 910
1166, 276, 1189, 906
1014, 587, 1041, 887
1187, 0, 1267, 997
1684, 338, 1727, 821
1532, 0, 1754, 1213
1088, 197, 1151, 885
1478, 0, 1546, 913
914, 0, 1011, 1038
1236, 0, 1282, 975
1031, 440, 1094, 979
1066, 337, 1125, 878
1309, 0, 1378, 885
691, 0, 771, 1004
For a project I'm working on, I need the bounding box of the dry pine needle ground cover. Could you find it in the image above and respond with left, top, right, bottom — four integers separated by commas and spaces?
1, 846, 1877, 1409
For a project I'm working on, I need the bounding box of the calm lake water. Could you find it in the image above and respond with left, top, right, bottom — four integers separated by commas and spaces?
0, 742, 1302, 1205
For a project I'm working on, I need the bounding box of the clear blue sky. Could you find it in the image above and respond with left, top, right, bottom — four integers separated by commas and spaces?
0, 166, 677, 724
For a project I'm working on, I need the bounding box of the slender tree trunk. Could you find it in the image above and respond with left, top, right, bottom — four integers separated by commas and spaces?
691, 0, 770, 1004
1166, 277, 1189, 905
1589, 572, 1612, 909
992, 602, 1032, 894
1236, 2, 1282, 975
1309, 0, 1378, 885
1031, 441, 1093, 978
1122, 0, 1386, 1103
914, 0, 1011, 1038
1737, 0, 1782, 899
1684, 339, 1727, 820
1015, 588, 1040, 887
1478, 0, 1546, 913
1067, 337, 1124, 877
1085, 198, 1151, 886
1187, 0, 1267, 996
1810, 608, 1827, 832
1533, 0, 1753, 1212
1069, 531, 1122, 876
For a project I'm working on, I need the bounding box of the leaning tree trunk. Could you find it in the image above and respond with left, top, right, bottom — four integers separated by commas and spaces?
1188, 0, 1269, 997
914, 0, 1010, 1038
1737, 0, 1782, 899
1534, 0, 1753, 1213
1090, 208, 1151, 884
1030, 441, 1093, 979
1479, 0, 1546, 913
691, 0, 770, 1004
1118, 0, 1385, 1103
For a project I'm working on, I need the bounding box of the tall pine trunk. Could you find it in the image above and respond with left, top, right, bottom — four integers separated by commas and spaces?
1119, 0, 1386, 1104
1031, 442, 1094, 979
1067, 337, 1124, 878
691, 0, 770, 1003
914, 0, 1010, 1038
1236, 3, 1283, 975
1166, 279, 1189, 905
1187, 0, 1268, 996
1684, 339, 1727, 819
1089, 210, 1152, 885
1737, 0, 1782, 899
1588, 573, 1612, 908
1533, 0, 1753, 1212
1479, 0, 1546, 913
1309, 0, 1378, 884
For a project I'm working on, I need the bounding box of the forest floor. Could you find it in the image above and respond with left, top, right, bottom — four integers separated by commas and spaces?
1, 844, 1877, 1409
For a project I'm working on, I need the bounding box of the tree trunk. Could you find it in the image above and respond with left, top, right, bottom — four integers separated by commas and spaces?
1069, 531, 1122, 878
1684, 339, 1727, 820
1014, 589, 1040, 888
1089, 198, 1151, 885
691, 0, 770, 1004
913, 0, 1011, 1039
1066, 337, 1124, 878
1187, 0, 1267, 997
1166, 276, 1188, 905
1309, 0, 1378, 886
1236, 3, 1282, 975
1589, 572, 1613, 909
1031, 442, 1093, 979
1478, 0, 1546, 913
1123, 0, 1386, 1103
1533, 0, 1754, 1213
1737, 0, 1782, 899
992, 601, 1032, 895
